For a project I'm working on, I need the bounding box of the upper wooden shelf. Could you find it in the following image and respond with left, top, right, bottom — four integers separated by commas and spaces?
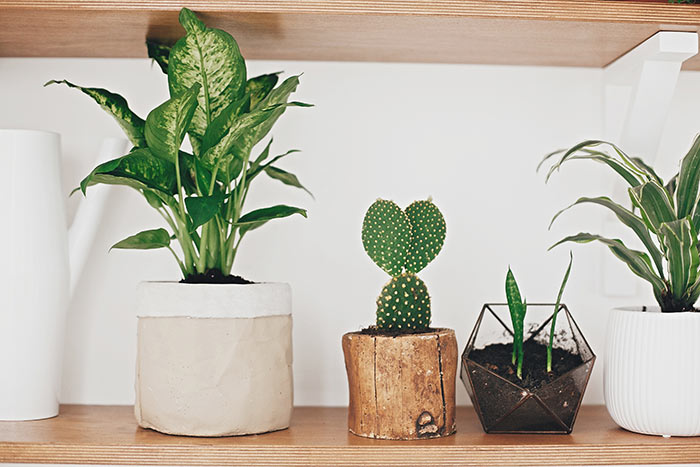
1, 1, 700, 69
1, 405, 700, 466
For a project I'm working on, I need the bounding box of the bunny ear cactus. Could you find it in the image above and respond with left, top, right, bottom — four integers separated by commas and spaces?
46, 8, 312, 280
362, 198, 446, 331
540, 135, 700, 312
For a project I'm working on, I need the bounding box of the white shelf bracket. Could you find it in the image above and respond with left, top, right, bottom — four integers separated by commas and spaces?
604, 31, 698, 163
602, 32, 697, 297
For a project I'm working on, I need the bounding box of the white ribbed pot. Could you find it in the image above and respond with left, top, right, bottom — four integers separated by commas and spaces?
134, 282, 293, 437
605, 307, 700, 436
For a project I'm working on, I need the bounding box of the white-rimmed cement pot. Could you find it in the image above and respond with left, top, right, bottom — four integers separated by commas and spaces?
134, 282, 293, 437
605, 307, 700, 436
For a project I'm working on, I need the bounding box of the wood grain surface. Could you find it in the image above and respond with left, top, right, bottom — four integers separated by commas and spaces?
0, 1, 699, 69
1, 405, 700, 465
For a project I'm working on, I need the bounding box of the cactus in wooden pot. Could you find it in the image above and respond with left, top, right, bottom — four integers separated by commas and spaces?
362, 198, 446, 331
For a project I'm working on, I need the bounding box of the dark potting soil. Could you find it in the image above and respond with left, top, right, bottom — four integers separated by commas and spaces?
180, 269, 254, 285
468, 340, 583, 391
358, 325, 440, 337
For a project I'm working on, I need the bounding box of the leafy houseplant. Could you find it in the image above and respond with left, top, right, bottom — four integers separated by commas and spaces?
48, 8, 309, 437
539, 136, 700, 437
48, 8, 311, 282
461, 256, 594, 434
342, 198, 458, 440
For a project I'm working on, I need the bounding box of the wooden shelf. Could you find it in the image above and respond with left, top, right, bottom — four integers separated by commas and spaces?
1, 405, 700, 465
1, 1, 699, 69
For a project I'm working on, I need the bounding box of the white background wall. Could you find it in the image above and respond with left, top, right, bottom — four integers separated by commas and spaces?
2, 57, 700, 407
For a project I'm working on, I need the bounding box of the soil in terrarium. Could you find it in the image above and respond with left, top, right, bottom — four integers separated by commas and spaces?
180, 269, 254, 285
468, 340, 583, 391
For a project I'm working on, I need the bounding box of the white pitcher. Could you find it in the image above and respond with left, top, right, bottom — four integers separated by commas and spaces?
0, 129, 127, 420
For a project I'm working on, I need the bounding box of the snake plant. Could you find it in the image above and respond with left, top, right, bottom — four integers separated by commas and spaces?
47, 8, 312, 280
539, 135, 700, 312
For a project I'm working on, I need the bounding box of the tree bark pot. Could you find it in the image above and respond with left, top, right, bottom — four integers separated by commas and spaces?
134, 282, 293, 437
342, 328, 457, 440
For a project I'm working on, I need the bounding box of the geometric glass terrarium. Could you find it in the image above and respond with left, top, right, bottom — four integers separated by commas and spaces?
461, 303, 595, 434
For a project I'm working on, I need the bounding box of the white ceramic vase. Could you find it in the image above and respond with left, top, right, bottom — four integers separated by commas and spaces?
134, 281, 294, 436
0, 129, 68, 421
605, 307, 700, 436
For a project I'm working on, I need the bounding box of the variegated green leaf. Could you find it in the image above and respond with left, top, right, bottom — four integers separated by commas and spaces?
550, 232, 665, 294
542, 145, 642, 187
675, 134, 700, 219
80, 148, 177, 195
146, 40, 171, 74
660, 218, 700, 301
45, 79, 146, 147
145, 84, 200, 164
247, 72, 280, 109
168, 8, 246, 140
264, 166, 313, 198
629, 181, 676, 234
550, 196, 664, 277
185, 191, 226, 228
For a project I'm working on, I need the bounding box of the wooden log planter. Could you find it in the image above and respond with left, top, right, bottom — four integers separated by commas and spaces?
342, 328, 458, 440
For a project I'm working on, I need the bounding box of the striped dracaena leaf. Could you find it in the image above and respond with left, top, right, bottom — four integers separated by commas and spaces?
45, 80, 146, 147
168, 8, 247, 141
660, 218, 700, 302
629, 181, 676, 234
675, 134, 700, 219
549, 196, 664, 277
541, 146, 643, 187
145, 84, 200, 164
550, 232, 666, 295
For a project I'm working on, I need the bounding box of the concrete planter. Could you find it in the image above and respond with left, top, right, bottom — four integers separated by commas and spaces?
342, 328, 457, 440
134, 282, 293, 437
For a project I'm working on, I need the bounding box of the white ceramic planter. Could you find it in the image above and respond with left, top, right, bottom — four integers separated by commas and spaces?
134, 282, 293, 436
605, 307, 700, 436
0, 130, 68, 421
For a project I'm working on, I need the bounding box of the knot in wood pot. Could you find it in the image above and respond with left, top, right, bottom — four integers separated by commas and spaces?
342, 328, 457, 440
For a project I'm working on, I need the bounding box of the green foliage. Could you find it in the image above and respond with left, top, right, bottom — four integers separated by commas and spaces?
540, 136, 700, 312
376, 273, 431, 330
48, 8, 312, 279
362, 198, 446, 332
547, 252, 573, 373
505, 268, 526, 379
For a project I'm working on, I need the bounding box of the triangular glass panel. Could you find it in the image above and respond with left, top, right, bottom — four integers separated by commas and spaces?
488, 396, 566, 433
464, 360, 528, 430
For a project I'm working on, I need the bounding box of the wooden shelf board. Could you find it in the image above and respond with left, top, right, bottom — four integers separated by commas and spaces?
1, 405, 700, 466
0, 1, 699, 69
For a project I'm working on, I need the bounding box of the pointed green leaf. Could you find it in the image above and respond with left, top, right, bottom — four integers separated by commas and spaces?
550, 196, 664, 277
660, 218, 700, 301
80, 148, 177, 195
168, 8, 247, 140
247, 72, 280, 109
145, 84, 200, 163
629, 181, 676, 234
45, 79, 146, 147
111, 228, 170, 250
264, 166, 313, 198
185, 191, 226, 228
548, 252, 573, 371
550, 232, 665, 293
675, 134, 700, 219
146, 40, 171, 74
237, 204, 307, 225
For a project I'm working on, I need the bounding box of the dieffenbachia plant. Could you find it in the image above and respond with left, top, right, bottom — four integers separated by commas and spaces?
539, 135, 700, 312
362, 199, 446, 331
47, 8, 312, 279
506, 255, 573, 378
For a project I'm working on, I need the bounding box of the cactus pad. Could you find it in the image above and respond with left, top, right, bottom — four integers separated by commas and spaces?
362, 199, 411, 276
376, 273, 431, 331
405, 199, 446, 274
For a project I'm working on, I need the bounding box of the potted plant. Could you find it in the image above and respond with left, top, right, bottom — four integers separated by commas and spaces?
462, 255, 595, 434
47, 8, 312, 436
341, 198, 457, 440
540, 136, 700, 436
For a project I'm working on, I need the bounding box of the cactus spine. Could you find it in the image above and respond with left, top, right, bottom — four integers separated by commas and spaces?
362, 198, 446, 331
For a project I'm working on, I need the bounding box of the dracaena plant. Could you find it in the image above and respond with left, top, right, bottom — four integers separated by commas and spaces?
505, 253, 573, 379
47, 8, 312, 280
539, 135, 700, 312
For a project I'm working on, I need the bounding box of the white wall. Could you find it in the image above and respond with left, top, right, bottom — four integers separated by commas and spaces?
2, 58, 700, 407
